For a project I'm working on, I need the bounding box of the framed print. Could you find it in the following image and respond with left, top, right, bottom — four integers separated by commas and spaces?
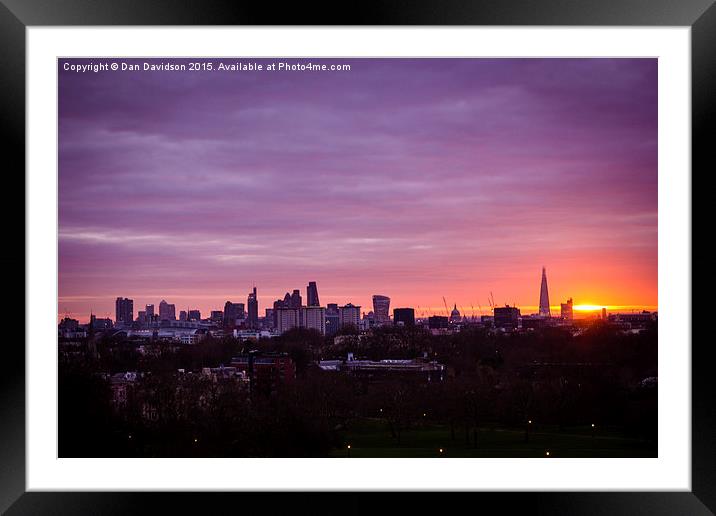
2, 0, 713, 514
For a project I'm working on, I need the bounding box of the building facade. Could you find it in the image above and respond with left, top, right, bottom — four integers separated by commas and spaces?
276, 307, 300, 334
339, 303, 361, 329
301, 306, 326, 335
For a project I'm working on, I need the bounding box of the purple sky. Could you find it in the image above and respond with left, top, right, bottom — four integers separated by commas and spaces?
59, 58, 657, 322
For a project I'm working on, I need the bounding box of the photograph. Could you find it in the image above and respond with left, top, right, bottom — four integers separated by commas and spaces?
57, 57, 658, 459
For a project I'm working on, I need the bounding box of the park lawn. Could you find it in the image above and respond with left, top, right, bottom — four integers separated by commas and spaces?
330, 418, 656, 458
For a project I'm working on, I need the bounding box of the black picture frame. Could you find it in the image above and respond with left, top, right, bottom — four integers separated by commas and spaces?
1, 1, 712, 514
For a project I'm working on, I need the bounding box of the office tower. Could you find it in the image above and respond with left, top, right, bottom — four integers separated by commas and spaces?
276, 307, 300, 334
136, 311, 146, 324
539, 267, 551, 317
159, 300, 176, 321
393, 307, 415, 326
560, 298, 574, 321
115, 297, 134, 325
372, 295, 391, 324
307, 281, 320, 307
179, 310, 187, 321
145, 304, 155, 320
289, 289, 302, 309
494, 305, 521, 329
301, 306, 326, 335
224, 301, 245, 327
210, 310, 224, 323
188, 309, 201, 321
602, 307, 607, 320
247, 287, 259, 328
339, 303, 361, 329
325, 303, 340, 336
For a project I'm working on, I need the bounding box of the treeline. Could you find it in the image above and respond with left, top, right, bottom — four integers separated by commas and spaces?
59, 322, 657, 457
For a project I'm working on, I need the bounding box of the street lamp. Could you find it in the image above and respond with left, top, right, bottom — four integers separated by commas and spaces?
525, 419, 532, 442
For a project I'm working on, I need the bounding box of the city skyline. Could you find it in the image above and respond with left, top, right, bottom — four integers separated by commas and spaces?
60, 273, 656, 324
59, 58, 657, 322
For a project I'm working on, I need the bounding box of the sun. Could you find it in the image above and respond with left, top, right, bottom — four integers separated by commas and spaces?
573, 304, 604, 312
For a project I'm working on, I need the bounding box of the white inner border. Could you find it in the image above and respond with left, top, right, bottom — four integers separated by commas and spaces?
27, 27, 691, 491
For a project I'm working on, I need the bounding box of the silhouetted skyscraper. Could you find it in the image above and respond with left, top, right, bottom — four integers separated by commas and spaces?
307, 281, 320, 307
115, 297, 133, 325
289, 290, 302, 309
145, 304, 154, 320
539, 267, 551, 317
372, 295, 390, 324
159, 300, 176, 321
224, 301, 244, 327
560, 298, 573, 321
247, 287, 259, 328
393, 307, 415, 326
325, 303, 340, 336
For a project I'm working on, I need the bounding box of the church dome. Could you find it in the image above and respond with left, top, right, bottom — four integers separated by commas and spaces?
449, 304, 461, 322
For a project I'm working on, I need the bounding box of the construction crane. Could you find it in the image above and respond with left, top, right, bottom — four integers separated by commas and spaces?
442, 296, 450, 318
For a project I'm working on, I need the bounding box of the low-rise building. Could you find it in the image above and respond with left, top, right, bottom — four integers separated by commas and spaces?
318, 354, 445, 382
494, 305, 520, 329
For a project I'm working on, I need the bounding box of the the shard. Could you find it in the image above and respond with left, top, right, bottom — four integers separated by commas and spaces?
539, 267, 551, 317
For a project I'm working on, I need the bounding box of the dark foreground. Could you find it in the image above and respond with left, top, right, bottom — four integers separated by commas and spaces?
59, 321, 658, 458
332, 418, 655, 458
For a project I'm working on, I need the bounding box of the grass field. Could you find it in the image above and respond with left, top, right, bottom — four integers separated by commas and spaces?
329, 418, 656, 458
